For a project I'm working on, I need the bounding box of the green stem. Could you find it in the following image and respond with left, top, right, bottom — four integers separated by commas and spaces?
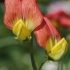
58, 61, 60, 70
60, 61, 63, 70
58, 60, 63, 70
39, 50, 48, 70
39, 59, 46, 70
28, 33, 37, 70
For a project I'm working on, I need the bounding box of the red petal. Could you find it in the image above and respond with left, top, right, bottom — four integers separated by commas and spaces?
4, 0, 22, 29
46, 11, 68, 21
22, 0, 43, 31
46, 11, 70, 28
59, 17, 70, 27
34, 17, 61, 48
34, 19, 51, 48
44, 17, 61, 40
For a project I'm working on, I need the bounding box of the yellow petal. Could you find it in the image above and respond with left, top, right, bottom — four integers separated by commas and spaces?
45, 37, 54, 53
12, 19, 31, 41
49, 38, 68, 60
45, 37, 58, 53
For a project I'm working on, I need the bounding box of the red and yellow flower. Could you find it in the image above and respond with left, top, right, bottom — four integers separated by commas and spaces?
34, 17, 68, 60
4, 0, 43, 41
4, 0, 68, 60
46, 11, 70, 28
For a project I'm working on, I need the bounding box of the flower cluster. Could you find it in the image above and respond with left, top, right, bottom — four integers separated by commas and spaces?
4, 0, 68, 61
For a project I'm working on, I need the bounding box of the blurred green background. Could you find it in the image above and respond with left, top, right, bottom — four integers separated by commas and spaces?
0, 0, 70, 70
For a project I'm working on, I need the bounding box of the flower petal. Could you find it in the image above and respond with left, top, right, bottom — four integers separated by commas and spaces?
34, 19, 51, 48
4, 0, 22, 29
13, 19, 31, 41
34, 17, 61, 48
59, 17, 70, 27
49, 38, 68, 60
44, 17, 61, 40
22, 0, 43, 31
46, 11, 70, 28
46, 11, 68, 21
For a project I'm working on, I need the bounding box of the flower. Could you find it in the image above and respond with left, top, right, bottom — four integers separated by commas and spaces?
34, 17, 68, 60
46, 11, 70, 28
4, 0, 43, 41
46, 1, 70, 28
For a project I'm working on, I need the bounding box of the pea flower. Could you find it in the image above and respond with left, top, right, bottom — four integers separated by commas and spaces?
34, 17, 68, 60
46, 1, 70, 28
46, 11, 70, 28
4, 0, 43, 41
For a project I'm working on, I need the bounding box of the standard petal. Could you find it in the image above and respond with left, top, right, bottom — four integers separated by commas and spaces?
59, 17, 70, 27
46, 11, 68, 21
22, 0, 43, 31
46, 11, 70, 28
34, 17, 61, 48
34, 19, 51, 48
4, 0, 22, 29
44, 17, 61, 40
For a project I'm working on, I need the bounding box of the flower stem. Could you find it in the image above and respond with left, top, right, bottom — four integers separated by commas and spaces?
60, 60, 63, 70
28, 33, 37, 70
58, 61, 60, 70
39, 59, 46, 70
39, 50, 48, 70
58, 60, 63, 70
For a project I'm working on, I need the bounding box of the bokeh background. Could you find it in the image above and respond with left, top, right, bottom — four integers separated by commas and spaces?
0, 0, 70, 70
